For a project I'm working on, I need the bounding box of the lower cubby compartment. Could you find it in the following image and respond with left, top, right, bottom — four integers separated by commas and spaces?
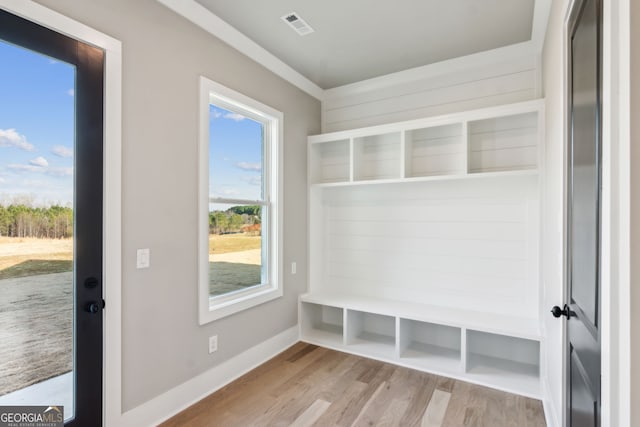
345, 310, 396, 358
466, 330, 540, 396
300, 302, 344, 346
399, 319, 462, 373
298, 294, 542, 398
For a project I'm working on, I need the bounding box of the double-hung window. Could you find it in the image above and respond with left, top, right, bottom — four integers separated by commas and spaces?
198, 77, 283, 324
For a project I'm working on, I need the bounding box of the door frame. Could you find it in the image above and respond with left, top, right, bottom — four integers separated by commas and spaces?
561, 0, 632, 426
0, 1, 123, 425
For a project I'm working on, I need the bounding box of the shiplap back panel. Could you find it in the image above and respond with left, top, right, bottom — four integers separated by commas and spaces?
403, 319, 461, 351
468, 112, 538, 173
353, 133, 402, 181
310, 139, 350, 183
406, 124, 465, 177
467, 330, 540, 366
322, 57, 538, 133
318, 177, 539, 319
321, 305, 343, 327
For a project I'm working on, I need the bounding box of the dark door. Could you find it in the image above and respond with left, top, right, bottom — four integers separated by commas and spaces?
561, 0, 602, 425
0, 8, 104, 426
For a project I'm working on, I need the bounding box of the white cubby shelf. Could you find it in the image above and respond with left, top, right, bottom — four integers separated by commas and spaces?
304, 99, 544, 399
299, 292, 542, 398
308, 99, 543, 186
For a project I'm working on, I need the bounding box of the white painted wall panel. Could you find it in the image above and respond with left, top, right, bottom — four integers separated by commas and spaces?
317, 178, 540, 319
323, 54, 539, 132
309, 139, 350, 183
467, 330, 540, 365
469, 112, 539, 172
407, 124, 465, 177
327, 235, 527, 260
353, 133, 402, 180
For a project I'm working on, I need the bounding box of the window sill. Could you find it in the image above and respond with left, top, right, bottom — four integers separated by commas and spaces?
199, 284, 282, 324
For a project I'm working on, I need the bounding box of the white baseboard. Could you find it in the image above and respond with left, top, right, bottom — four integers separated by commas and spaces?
542, 377, 561, 427
111, 326, 299, 427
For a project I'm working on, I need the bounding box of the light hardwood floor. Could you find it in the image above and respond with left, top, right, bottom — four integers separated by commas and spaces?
160, 343, 546, 427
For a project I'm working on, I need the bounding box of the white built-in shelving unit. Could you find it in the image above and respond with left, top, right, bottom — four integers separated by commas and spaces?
302, 99, 544, 398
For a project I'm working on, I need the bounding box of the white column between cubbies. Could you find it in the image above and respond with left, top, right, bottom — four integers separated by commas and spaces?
342, 308, 349, 346
462, 121, 470, 175
348, 137, 354, 182
395, 316, 402, 358
400, 132, 407, 179
461, 328, 468, 372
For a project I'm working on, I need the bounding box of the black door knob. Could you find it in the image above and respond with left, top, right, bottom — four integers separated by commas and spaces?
551, 304, 570, 318
86, 300, 105, 314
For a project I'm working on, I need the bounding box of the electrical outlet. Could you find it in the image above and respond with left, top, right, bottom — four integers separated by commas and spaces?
291, 262, 297, 275
209, 335, 218, 354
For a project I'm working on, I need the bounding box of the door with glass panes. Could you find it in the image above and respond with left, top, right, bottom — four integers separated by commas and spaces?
0, 8, 104, 426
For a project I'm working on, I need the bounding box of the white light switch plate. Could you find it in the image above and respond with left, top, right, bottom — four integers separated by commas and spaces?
136, 248, 150, 269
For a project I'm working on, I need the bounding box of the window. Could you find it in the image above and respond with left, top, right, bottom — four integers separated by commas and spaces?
198, 77, 283, 324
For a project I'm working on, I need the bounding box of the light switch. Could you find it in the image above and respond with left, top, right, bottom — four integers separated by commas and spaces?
136, 248, 150, 269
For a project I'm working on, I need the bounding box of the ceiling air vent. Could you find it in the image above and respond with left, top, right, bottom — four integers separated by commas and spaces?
281, 12, 314, 36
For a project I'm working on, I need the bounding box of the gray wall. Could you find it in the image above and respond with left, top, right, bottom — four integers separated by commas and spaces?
35, 0, 320, 411
631, 1, 640, 423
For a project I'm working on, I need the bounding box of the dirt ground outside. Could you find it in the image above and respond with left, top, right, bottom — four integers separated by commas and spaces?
209, 248, 262, 296
0, 237, 73, 279
0, 237, 74, 395
0, 235, 262, 395
0, 272, 72, 396
0, 237, 73, 258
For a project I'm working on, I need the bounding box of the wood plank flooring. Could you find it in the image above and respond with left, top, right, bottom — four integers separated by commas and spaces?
160, 343, 546, 427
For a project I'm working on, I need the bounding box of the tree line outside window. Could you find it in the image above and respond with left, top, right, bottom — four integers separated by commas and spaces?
0, 204, 73, 238
208, 205, 261, 235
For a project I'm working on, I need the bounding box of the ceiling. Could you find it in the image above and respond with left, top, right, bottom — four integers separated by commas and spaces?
195, 0, 536, 89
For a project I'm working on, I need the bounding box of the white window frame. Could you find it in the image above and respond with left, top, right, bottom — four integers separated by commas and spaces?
198, 76, 283, 324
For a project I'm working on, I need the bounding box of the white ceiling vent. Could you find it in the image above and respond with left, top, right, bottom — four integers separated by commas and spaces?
281, 12, 314, 36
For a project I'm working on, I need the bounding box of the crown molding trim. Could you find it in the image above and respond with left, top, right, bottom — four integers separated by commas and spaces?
156, 0, 325, 100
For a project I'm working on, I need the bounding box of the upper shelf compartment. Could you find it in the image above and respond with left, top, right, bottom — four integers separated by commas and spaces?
468, 112, 538, 174
308, 99, 543, 187
353, 132, 401, 181
309, 139, 350, 184
405, 123, 465, 178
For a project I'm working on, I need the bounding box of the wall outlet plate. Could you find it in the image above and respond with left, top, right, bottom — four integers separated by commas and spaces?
209, 335, 218, 354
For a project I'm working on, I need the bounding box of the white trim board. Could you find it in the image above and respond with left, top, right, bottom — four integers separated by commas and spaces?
532, 0, 553, 52
323, 42, 538, 100
117, 326, 299, 427
155, 0, 324, 100
602, 0, 631, 425
0, 1, 123, 426
542, 377, 560, 427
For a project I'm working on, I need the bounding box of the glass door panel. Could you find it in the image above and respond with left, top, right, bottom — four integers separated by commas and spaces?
0, 37, 75, 422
